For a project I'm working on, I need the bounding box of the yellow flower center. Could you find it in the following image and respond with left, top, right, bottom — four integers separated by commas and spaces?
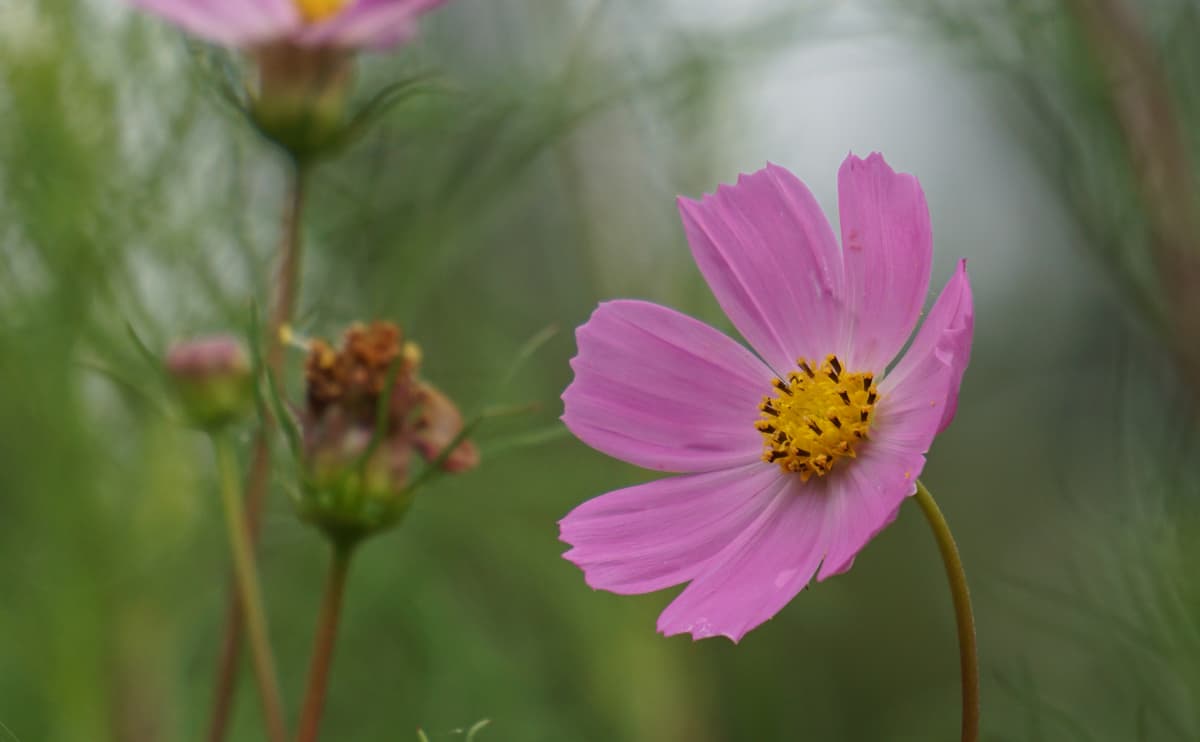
757, 355, 879, 481
295, 0, 348, 23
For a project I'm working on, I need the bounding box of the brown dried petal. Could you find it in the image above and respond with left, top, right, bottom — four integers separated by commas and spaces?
410, 381, 480, 473
305, 321, 415, 421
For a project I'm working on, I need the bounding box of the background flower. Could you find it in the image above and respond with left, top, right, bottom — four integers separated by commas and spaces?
130, 0, 449, 50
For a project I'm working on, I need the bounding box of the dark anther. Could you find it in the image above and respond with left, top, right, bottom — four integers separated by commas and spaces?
838, 390, 851, 405
799, 360, 815, 378
766, 450, 785, 463
829, 415, 842, 428
867, 390, 877, 404
859, 408, 869, 422
807, 419, 823, 435
773, 378, 792, 394
829, 356, 842, 374
862, 375, 874, 390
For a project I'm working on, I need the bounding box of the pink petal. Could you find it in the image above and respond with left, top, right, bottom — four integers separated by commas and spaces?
678, 163, 844, 375
651, 441, 926, 641
836, 153, 932, 372
814, 440, 924, 580
880, 260, 974, 436
131, 0, 298, 45
297, 0, 448, 49
562, 300, 772, 473
808, 265, 974, 583
655, 474, 825, 642
559, 463, 783, 595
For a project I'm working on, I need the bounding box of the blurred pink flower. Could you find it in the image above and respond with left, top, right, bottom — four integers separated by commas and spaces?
559, 153, 974, 642
131, 0, 449, 50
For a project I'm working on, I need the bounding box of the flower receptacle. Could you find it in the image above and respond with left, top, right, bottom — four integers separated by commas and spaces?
250, 43, 355, 159
298, 417, 415, 546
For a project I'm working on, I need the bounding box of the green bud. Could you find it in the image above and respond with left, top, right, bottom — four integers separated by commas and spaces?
164, 335, 253, 430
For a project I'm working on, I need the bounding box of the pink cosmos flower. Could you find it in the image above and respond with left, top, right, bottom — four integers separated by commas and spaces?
131, 0, 449, 51
559, 153, 974, 642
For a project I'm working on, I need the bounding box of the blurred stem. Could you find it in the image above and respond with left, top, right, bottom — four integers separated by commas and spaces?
212, 434, 288, 742
914, 480, 979, 742
1067, 0, 1200, 384
270, 161, 308, 370
208, 161, 308, 742
296, 544, 355, 742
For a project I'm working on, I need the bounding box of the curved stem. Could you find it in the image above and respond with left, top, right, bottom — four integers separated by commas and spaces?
296, 545, 355, 742
212, 435, 288, 742
914, 480, 980, 742
208, 162, 307, 742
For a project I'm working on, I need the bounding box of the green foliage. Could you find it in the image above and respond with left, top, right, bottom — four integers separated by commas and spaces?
3, 1, 1199, 741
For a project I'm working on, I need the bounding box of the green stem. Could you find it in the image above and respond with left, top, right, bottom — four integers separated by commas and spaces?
208, 161, 307, 742
296, 544, 355, 742
268, 161, 307, 372
213, 435, 289, 742
914, 480, 980, 742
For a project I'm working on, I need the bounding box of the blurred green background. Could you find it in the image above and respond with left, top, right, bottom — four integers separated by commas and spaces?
3, 0, 1200, 740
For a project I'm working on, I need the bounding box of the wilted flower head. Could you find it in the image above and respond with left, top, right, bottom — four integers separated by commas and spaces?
164, 334, 253, 429
298, 321, 478, 544
559, 154, 974, 641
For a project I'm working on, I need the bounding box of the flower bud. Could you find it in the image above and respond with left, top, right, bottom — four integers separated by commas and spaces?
297, 322, 479, 545
164, 335, 253, 430
249, 43, 354, 158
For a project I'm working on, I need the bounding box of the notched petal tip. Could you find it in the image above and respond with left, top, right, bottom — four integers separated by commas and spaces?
845, 152, 925, 199
674, 193, 700, 212
657, 621, 745, 644
840, 150, 894, 174
732, 164, 774, 191
676, 161, 844, 371
681, 162, 806, 208
839, 151, 925, 201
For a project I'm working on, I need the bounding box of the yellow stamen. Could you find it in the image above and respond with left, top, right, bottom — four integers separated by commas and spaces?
295, 0, 348, 23
401, 341, 423, 367
757, 354, 879, 481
